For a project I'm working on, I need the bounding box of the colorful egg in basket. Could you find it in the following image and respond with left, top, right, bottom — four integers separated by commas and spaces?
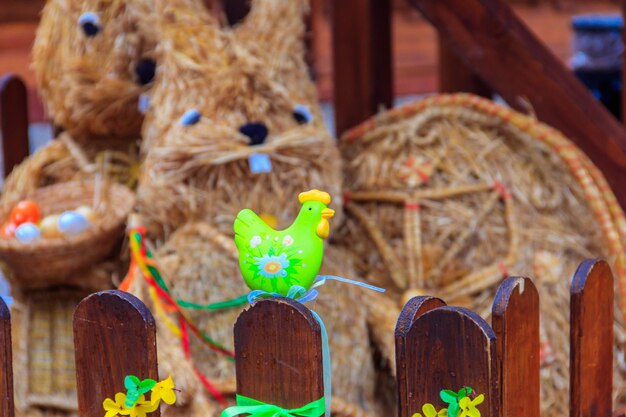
0, 181, 134, 288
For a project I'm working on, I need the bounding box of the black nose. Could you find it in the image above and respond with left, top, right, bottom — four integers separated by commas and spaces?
240, 122, 269, 145
135, 58, 156, 85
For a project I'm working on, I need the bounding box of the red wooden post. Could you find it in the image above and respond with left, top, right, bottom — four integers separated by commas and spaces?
409, 0, 626, 209
395, 296, 446, 417
0, 74, 30, 178
492, 277, 540, 417
332, 0, 393, 136
0, 297, 13, 417
234, 298, 324, 411
570, 259, 613, 417
395, 303, 499, 417
438, 37, 492, 97
74, 290, 159, 417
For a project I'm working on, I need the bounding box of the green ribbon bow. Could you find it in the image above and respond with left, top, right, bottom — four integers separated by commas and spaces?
221, 394, 325, 417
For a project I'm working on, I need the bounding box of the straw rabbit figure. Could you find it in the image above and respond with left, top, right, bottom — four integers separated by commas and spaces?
131, 1, 388, 416
2, 0, 184, 203
3, 1, 201, 417
32, 0, 159, 141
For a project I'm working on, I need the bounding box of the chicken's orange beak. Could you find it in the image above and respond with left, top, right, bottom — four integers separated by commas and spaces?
321, 208, 335, 219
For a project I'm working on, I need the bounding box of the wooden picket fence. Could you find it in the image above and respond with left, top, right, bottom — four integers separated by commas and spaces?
0, 258, 619, 417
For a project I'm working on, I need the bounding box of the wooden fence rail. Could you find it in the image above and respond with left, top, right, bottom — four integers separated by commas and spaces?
492, 277, 540, 417
74, 290, 160, 417
0, 260, 618, 416
229, 258, 614, 417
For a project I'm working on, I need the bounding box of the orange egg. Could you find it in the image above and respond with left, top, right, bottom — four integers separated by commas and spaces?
9, 200, 41, 226
1, 222, 16, 238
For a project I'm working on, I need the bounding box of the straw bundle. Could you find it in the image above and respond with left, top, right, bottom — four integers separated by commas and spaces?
138, 0, 339, 237
32, 0, 162, 141
338, 93, 626, 416
1, 133, 140, 205
130, 222, 383, 417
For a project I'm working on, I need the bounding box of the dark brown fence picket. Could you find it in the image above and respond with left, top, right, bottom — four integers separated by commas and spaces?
234, 297, 324, 411
74, 290, 159, 417
395, 296, 446, 417
492, 277, 540, 417
0, 74, 29, 178
570, 259, 614, 417
396, 303, 499, 417
0, 297, 13, 417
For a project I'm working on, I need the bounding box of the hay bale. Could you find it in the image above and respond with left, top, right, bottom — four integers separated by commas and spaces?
337, 93, 626, 417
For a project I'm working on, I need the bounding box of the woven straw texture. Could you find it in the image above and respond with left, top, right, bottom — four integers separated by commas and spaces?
0, 180, 134, 288
10, 289, 89, 415
338, 93, 626, 417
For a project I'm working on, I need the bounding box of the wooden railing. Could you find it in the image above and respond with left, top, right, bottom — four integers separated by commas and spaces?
0, 259, 616, 417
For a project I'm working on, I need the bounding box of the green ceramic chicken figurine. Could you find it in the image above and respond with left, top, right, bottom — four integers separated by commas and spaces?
234, 190, 335, 295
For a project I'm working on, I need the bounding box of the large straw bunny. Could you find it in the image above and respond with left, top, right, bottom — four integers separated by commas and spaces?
3, 2, 208, 417
131, 1, 390, 416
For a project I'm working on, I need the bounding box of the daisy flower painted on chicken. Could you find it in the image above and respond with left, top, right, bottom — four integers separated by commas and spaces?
234, 190, 334, 295
256, 253, 290, 278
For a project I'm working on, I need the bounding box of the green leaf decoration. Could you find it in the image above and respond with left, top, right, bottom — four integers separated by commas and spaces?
440, 387, 474, 417
123, 375, 157, 408
440, 390, 458, 403
457, 387, 472, 398
124, 376, 140, 391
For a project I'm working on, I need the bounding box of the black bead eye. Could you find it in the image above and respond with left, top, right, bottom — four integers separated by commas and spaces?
135, 58, 156, 85
293, 104, 313, 124
78, 12, 101, 37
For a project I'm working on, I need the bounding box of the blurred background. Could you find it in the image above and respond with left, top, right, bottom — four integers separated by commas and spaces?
0, 0, 623, 302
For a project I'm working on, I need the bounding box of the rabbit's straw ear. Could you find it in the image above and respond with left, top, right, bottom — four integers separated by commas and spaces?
234, 0, 313, 97
154, 0, 231, 75
142, 0, 234, 150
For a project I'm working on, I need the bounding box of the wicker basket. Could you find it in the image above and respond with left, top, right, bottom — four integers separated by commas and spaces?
0, 181, 134, 287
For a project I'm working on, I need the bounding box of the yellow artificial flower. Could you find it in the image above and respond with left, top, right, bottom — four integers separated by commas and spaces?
132, 396, 160, 417
103, 393, 133, 417
458, 394, 484, 417
412, 403, 448, 417
150, 376, 177, 405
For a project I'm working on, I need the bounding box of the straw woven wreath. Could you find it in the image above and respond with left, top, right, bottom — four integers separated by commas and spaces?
128, 1, 387, 416
337, 93, 626, 417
